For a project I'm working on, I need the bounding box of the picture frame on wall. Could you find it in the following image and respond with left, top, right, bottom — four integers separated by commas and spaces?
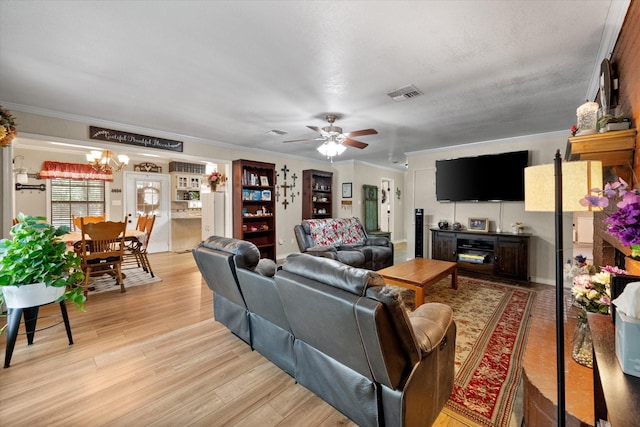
342, 182, 353, 198
468, 217, 489, 232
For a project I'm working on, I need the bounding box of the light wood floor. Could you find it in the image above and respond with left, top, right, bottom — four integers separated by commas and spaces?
0, 248, 522, 426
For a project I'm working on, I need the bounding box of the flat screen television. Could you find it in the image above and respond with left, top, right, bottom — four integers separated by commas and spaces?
435, 150, 529, 202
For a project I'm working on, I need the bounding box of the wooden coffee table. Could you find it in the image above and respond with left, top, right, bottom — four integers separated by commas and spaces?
378, 258, 457, 307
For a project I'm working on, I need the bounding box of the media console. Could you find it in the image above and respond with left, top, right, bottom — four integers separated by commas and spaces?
431, 229, 530, 283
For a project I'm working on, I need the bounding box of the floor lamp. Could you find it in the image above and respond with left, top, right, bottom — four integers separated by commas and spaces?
524, 150, 602, 427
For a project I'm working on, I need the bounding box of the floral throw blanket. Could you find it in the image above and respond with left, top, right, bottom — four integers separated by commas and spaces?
305, 217, 367, 247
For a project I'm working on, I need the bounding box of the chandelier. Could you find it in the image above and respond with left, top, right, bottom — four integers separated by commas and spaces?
86, 150, 130, 172
316, 136, 346, 162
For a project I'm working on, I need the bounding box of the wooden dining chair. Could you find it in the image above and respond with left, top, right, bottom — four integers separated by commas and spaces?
137, 214, 156, 277
79, 219, 127, 296
123, 214, 149, 269
73, 214, 106, 231
135, 214, 148, 231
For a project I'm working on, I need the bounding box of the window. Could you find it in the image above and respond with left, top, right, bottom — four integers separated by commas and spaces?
50, 178, 105, 229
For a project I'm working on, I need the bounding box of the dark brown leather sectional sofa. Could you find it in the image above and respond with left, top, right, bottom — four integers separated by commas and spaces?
193, 236, 455, 427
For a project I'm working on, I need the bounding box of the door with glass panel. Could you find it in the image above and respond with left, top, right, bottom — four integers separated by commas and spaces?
124, 172, 171, 253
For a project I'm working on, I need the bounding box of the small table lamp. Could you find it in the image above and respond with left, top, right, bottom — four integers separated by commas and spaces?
524, 151, 602, 426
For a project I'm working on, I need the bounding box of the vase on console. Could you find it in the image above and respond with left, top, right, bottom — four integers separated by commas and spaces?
571, 313, 593, 368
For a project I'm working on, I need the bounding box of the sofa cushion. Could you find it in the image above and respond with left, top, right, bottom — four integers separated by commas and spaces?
283, 253, 384, 296
304, 217, 367, 247
202, 235, 260, 269
251, 258, 277, 277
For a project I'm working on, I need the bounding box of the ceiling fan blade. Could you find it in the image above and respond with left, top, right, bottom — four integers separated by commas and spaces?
344, 128, 377, 138
283, 138, 320, 143
343, 138, 368, 149
307, 126, 323, 133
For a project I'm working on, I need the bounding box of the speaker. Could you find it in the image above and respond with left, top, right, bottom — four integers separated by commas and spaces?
415, 208, 424, 258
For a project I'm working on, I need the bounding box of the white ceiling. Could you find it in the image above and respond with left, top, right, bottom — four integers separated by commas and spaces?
0, 1, 629, 170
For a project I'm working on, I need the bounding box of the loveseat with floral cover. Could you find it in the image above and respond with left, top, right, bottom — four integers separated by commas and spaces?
293, 217, 394, 270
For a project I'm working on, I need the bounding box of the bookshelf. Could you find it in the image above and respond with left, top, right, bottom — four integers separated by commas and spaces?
302, 169, 333, 220
232, 159, 276, 260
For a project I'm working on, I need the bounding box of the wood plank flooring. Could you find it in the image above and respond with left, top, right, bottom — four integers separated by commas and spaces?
0, 247, 540, 426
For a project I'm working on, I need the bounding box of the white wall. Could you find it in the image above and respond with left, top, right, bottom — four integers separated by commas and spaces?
331, 160, 406, 242
406, 131, 575, 285
8, 111, 406, 260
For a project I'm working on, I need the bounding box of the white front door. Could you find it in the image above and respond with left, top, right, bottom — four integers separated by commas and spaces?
124, 172, 171, 253
380, 178, 394, 237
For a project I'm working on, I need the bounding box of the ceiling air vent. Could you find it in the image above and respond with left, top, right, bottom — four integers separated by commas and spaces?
265, 129, 288, 136
387, 84, 423, 102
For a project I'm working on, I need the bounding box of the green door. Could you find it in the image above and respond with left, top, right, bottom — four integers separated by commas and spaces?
363, 184, 378, 232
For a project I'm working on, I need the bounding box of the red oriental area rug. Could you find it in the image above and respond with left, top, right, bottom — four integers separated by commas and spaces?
401, 276, 536, 427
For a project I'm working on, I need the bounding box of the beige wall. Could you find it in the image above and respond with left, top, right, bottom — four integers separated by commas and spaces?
331, 160, 406, 242
7, 111, 406, 259
406, 131, 574, 286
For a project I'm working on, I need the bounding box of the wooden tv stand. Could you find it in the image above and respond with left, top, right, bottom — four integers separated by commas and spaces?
431, 229, 530, 283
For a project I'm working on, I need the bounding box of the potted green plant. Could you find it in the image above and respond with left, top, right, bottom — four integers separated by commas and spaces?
0, 214, 85, 334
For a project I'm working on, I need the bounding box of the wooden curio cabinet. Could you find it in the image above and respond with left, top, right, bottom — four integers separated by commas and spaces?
302, 169, 333, 220
232, 159, 276, 260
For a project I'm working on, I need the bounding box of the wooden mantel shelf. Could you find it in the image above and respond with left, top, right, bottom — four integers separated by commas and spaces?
565, 128, 636, 166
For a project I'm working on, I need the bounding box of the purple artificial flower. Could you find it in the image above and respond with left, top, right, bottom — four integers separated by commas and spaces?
605, 202, 640, 246
579, 194, 608, 208
600, 265, 628, 275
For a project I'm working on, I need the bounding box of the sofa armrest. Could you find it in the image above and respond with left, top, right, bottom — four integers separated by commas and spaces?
305, 245, 337, 254
304, 245, 339, 260
408, 303, 454, 356
364, 237, 392, 247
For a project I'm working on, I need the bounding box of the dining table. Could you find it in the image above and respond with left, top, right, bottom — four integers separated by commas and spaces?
61, 227, 148, 286
60, 228, 147, 245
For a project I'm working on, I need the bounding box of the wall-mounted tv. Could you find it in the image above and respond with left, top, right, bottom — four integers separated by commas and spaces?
435, 150, 529, 202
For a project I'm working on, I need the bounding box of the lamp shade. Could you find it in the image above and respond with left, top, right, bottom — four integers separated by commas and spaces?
524, 160, 602, 212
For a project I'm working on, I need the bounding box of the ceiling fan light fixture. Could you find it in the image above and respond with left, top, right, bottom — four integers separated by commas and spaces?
317, 140, 346, 158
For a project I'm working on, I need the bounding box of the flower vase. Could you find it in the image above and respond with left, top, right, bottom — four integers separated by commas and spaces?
571, 315, 593, 368
210, 182, 217, 192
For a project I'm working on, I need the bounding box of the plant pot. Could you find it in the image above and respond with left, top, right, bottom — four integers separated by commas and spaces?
1, 282, 65, 309
625, 256, 640, 276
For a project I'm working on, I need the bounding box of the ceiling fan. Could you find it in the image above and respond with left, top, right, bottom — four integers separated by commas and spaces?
283, 114, 377, 154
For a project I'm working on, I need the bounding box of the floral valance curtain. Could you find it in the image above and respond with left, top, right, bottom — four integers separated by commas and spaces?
39, 161, 114, 182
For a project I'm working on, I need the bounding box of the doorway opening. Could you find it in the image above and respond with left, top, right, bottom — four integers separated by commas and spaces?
380, 178, 394, 239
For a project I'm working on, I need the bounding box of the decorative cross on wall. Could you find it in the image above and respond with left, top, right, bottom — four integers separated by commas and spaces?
280, 165, 289, 181
291, 172, 298, 188
281, 182, 292, 208
280, 182, 291, 197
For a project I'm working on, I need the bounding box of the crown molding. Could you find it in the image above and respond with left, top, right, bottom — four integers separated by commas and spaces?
585, 0, 631, 101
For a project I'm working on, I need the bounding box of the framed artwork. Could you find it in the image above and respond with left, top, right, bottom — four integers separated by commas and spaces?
468, 217, 489, 232
342, 182, 352, 198
260, 176, 269, 186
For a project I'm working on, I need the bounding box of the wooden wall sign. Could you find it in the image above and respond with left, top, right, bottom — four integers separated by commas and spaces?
134, 162, 163, 173
89, 126, 183, 152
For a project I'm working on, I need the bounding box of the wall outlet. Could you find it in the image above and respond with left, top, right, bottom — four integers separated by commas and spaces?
278, 239, 285, 245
